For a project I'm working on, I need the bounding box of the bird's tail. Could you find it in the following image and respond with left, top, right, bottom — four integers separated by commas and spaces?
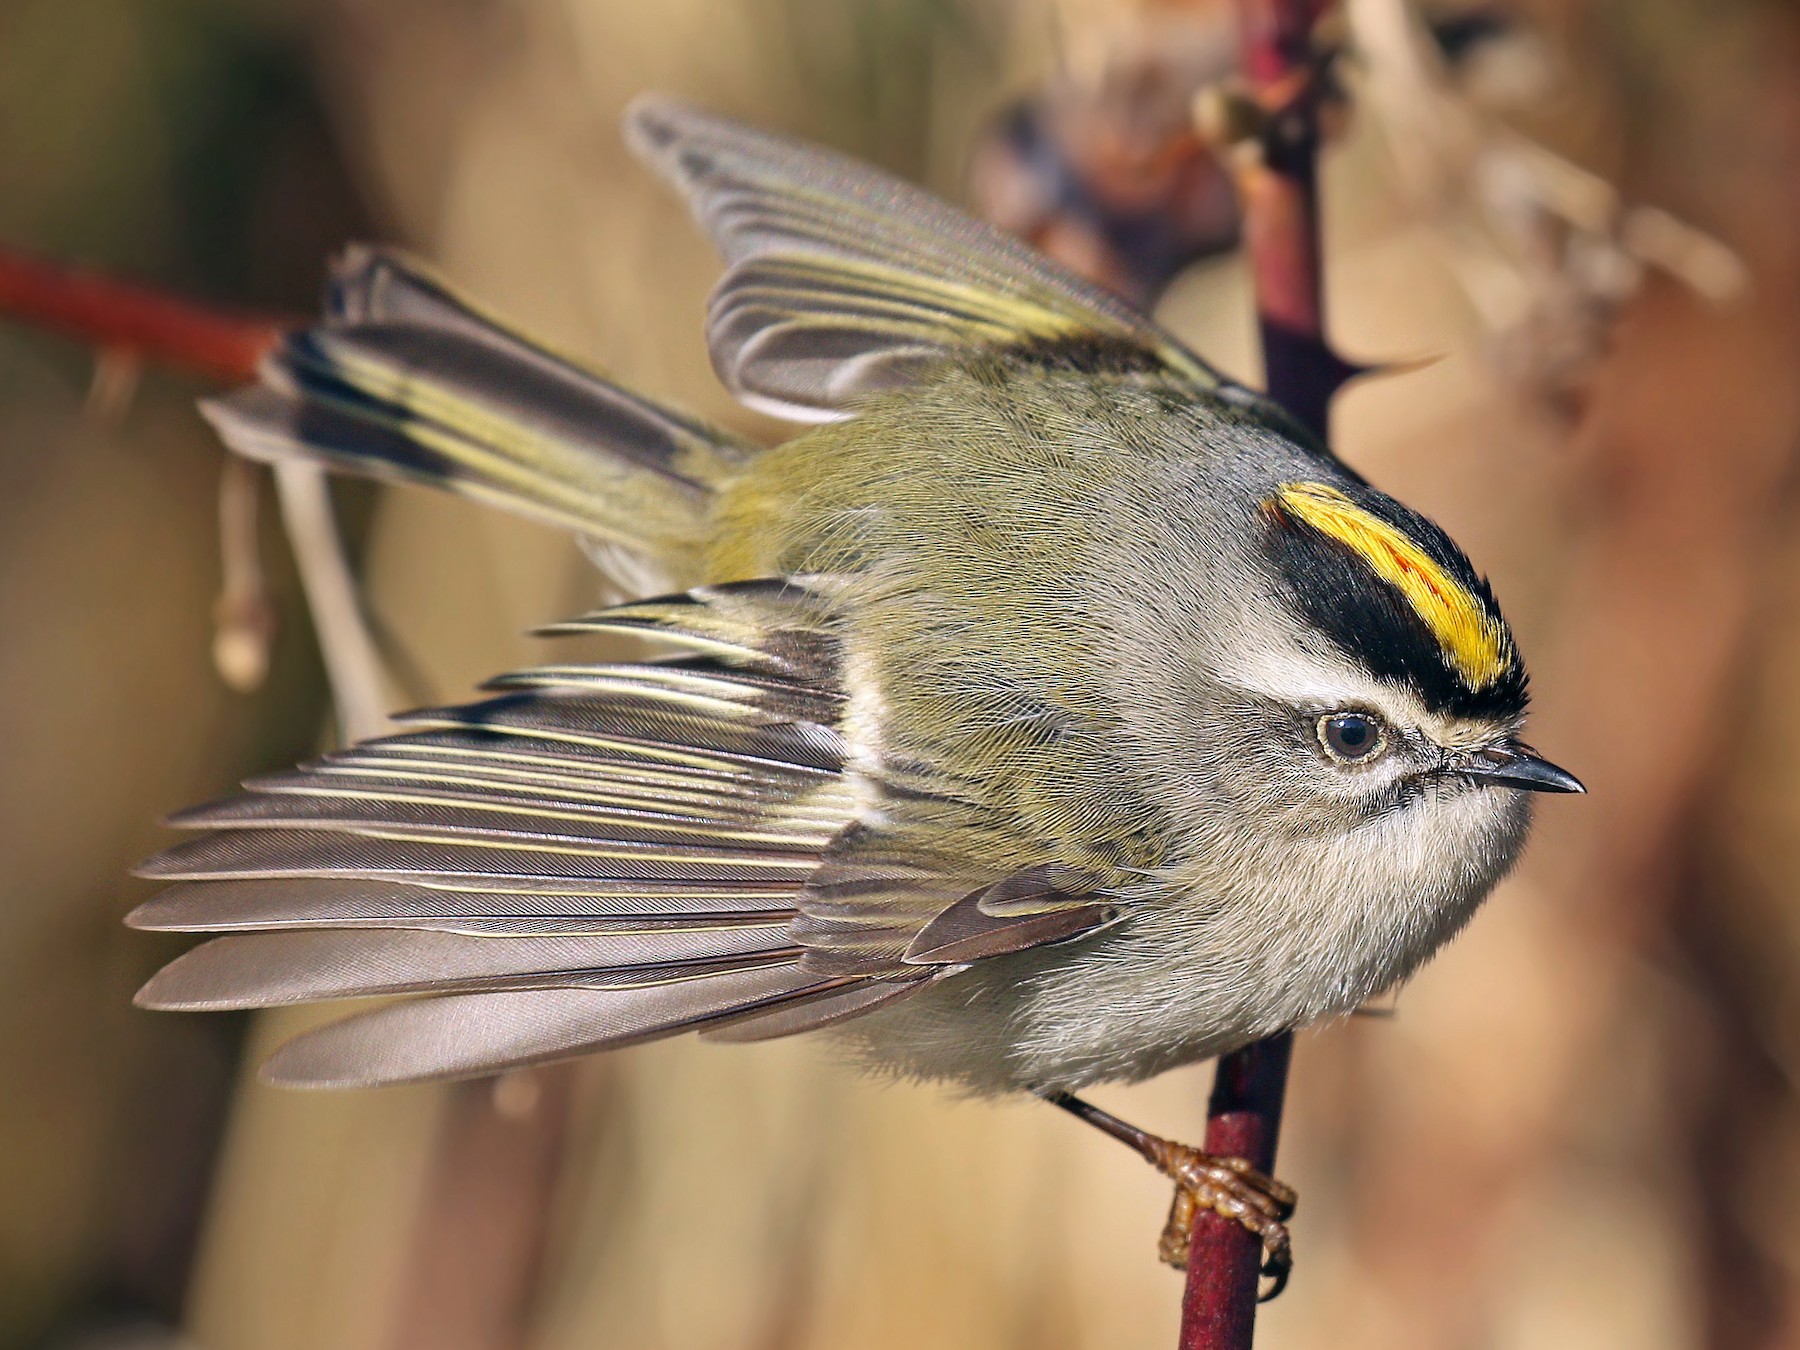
204, 246, 748, 567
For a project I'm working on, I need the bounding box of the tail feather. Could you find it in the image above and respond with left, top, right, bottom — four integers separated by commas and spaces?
204, 247, 750, 563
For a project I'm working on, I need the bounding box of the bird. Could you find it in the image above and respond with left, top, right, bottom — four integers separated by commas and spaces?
129, 95, 1582, 1290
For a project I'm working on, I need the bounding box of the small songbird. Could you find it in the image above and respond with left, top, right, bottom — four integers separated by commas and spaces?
131, 97, 1581, 1286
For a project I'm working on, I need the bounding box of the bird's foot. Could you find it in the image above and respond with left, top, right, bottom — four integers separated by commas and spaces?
1148, 1140, 1296, 1299
1038, 1090, 1297, 1299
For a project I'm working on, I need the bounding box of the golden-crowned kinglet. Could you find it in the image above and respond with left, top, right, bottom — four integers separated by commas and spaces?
132, 97, 1580, 1105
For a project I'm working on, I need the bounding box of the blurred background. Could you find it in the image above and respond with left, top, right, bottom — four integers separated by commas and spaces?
1, 0, 1796, 1346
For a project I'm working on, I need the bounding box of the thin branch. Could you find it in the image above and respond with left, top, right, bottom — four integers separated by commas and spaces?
1177, 2, 1336, 1346
0, 242, 392, 740
0, 246, 281, 383
1180, 1035, 1295, 1347
1228, 0, 1340, 444
213, 456, 278, 693
272, 461, 394, 742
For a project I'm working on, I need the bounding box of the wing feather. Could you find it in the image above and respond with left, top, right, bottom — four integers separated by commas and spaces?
625, 96, 1229, 421
134, 582, 1116, 1084
136, 926, 800, 1010
700, 974, 938, 1044
258, 963, 833, 1087
903, 888, 1116, 965
128, 878, 799, 933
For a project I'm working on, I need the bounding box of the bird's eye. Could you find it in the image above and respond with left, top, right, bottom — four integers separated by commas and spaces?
1317, 711, 1386, 763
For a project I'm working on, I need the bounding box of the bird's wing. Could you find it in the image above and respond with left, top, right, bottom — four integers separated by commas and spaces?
627, 96, 1273, 423
132, 580, 1112, 1086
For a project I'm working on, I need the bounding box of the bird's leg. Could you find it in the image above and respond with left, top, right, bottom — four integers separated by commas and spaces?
1039, 1090, 1296, 1297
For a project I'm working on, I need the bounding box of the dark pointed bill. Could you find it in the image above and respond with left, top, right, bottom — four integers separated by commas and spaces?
1459, 746, 1586, 794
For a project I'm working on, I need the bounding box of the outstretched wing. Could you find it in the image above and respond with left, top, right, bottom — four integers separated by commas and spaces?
133, 581, 1113, 1086
627, 96, 1252, 422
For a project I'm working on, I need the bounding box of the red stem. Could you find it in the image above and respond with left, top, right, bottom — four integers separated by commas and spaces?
0, 245, 283, 383
1179, 3, 1335, 1347
1179, 1034, 1295, 1346
0, 241, 595, 1350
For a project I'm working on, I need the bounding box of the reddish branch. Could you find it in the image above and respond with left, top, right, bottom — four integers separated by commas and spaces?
1180, 2, 1335, 1347
1232, 0, 1344, 446
0, 241, 585, 1350
1182, 1035, 1295, 1346
0, 246, 281, 382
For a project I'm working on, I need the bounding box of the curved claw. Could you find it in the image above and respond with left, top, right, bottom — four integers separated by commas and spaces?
1257, 1231, 1293, 1302
1151, 1143, 1298, 1299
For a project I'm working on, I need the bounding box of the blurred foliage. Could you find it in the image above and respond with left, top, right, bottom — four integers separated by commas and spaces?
769, 0, 1002, 172
0, 1, 366, 1345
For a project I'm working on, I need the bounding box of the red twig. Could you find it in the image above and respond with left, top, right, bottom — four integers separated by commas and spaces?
0, 240, 588, 1350
1232, 0, 1341, 445
1180, 1035, 1294, 1346
0, 245, 283, 382
1179, 3, 1335, 1347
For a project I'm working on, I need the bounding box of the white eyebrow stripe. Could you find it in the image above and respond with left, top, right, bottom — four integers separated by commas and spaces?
1211, 647, 1514, 749
1214, 646, 1414, 712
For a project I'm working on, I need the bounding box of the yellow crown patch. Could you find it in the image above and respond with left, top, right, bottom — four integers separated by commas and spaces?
1270, 482, 1513, 689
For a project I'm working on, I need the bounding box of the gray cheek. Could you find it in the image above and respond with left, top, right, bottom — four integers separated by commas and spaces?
1403, 777, 1535, 908
1473, 786, 1535, 887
